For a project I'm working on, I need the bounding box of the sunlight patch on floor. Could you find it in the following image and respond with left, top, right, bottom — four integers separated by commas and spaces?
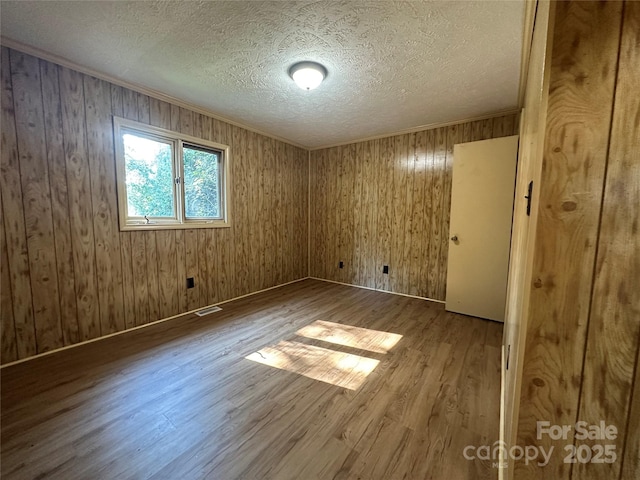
295, 320, 403, 354
245, 340, 380, 390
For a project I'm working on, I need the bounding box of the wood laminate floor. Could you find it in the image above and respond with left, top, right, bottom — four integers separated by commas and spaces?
1, 279, 503, 480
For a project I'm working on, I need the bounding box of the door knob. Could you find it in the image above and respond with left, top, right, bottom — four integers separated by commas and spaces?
451, 235, 458, 242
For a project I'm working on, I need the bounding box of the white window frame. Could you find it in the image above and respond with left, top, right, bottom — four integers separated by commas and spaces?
113, 117, 231, 231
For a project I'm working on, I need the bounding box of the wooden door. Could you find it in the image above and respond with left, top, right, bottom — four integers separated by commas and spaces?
445, 135, 519, 322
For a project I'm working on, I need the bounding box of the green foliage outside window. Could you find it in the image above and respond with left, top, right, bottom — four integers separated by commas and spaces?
123, 133, 221, 219
183, 146, 220, 218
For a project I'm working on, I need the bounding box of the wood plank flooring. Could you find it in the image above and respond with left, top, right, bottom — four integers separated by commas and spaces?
1, 279, 502, 480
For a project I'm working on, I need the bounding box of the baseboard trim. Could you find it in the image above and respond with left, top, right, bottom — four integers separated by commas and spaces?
308, 277, 446, 304
0, 277, 310, 369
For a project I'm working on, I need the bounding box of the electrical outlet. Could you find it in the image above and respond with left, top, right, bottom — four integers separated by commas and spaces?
383, 265, 389, 274
186, 277, 195, 289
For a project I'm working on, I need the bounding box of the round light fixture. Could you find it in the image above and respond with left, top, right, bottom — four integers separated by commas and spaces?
289, 61, 327, 91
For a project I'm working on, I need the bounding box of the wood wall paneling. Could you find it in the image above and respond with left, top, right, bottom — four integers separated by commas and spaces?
327, 146, 340, 284
10, 51, 64, 352
407, 130, 426, 297
244, 130, 255, 293
310, 149, 324, 280
339, 143, 353, 284
1, 194, 18, 363
623, 339, 640, 479
274, 139, 284, 286
111, 85, 136, 331
310, 115, 519, 300
376, 137, 393, 292
232, 125, 249, 298
1, 48, 37, 359
40, 60, 79, 346
262, 136, 275, 290
352, 142, 365, 286
84, 76, 125, 335
1, 47, 308, 363
391, 133, 410, 294
206, 118, 220, 304
255, 132, 266, 292
145, 231, 161, 322
294, 141, 308, 278
362, 140, 379, 289
429, 127, 446, 299
514, 2, 623, 478
574, 3, 640, 479
174, 230, 188, 315
417, 130, 434, 299
59, 65, 102, 341
438, 125, 460, 299
505, 2, 640, 480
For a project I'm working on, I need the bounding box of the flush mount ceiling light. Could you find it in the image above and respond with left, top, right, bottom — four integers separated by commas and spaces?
289, 61, 327, 91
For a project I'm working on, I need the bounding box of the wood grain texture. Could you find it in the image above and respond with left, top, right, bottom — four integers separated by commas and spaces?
429, 127, 446, 298
0, 47, 37, 359
119, 232, 136, 330
0, 279, 502, 480
84, 75, 125, 335
10, 50, 64, 353
309, 115, 518, 300
502, 6, 640, 480
574, 3, 640, 479
145, 231, 161, 322
438, 124, 461, 300
40, 60, 80, 346
622, 339, 640, 480
59, 64, 102, 341
111, 85, 137, 331
615, 15, 640, 480
408, 130, 426, 297
130, 232, 149, 325
1, 47, 308, 363
501, 2, 554, 476
419, 130, 435, 299
514, 2, 624, 478
375, 136, 393, 292
232, 125, 249, 297
0, 194, 17, 363
174, 229, 188, 314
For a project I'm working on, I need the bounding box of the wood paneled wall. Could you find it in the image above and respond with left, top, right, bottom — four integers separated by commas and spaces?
0, 47, 308, 364
511, 2, 640, 479
309, 114, 519, 301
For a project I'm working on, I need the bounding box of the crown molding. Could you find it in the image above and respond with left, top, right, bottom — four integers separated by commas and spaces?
1, 36, 308, 150
2, 37, 523, 153
309, 108, 521, 151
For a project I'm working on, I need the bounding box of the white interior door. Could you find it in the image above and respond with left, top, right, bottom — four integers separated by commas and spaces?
445, 135, 519, 322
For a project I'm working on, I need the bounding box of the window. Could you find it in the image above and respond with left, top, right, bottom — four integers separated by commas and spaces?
113, 117, 230, 230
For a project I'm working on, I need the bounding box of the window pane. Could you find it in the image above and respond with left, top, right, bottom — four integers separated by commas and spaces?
123, 133, 174, 218
183, 145, 221, 218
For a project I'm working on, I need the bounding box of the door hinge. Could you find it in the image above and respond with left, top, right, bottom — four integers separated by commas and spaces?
175, 177, 181, 184
524, 181, 533, 216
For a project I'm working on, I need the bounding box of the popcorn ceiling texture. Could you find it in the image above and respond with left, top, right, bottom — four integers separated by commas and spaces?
1, 1, 524, 148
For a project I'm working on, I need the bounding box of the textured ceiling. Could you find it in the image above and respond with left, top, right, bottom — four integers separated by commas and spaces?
1, 1, 524, 148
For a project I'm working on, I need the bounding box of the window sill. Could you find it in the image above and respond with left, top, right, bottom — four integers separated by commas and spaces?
119, 221, 231, 232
